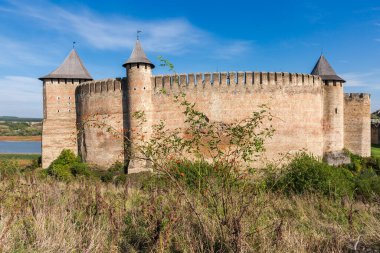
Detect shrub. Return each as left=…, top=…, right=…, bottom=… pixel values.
left=270, top=153, right=355, bottom=198
left=108, top=161, right=125, bottom=173
left=355, top=168, right=380, bottom=201
left=45, top=149, right=89, bottom=181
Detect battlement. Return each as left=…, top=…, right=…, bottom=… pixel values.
left=152, top=72, right=322, bottom=91
left=344, top=93, right=371, bottom=101
left=77, top=78, right=124, bottom=96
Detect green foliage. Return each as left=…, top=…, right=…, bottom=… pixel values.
left=0, top=121, right=42, bottom=136
left=0, top=154, right=40, bottom=160
left=45, top=149, right=89, bottom=181
left=0, top=160, right=21, bottom=177
left=269, top=153, right=380, bottom=201
left=270, top=153, right=356, bottom=198
left=355, top=168, right=380, bottom=201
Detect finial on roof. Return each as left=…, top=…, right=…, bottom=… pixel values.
left=122, top=38, right=155, bottom=68
left=73, top=41, right=76, bottom=49
left=311, top=54, right=345, bottom=82
left=137, top=30, right=142, bottom=40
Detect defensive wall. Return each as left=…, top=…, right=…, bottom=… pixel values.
left=76, top=78, right=126, bottom=168
left=66, top=71, right=371, bottom=170
left=344, top=93, right=371, bottom=156
left=150, top=71, right=325, bottom=164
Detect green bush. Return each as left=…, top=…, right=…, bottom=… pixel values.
left=355, top=168, right=380, bottom=201
left=270, top=153, right=355, bottom=198
left=45, top=149, right=89, bottom=181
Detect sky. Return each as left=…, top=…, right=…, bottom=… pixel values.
left=0, top=0, right=379, bottom=117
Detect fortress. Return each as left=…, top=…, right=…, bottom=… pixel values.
left=40, top=39, right=371, bottom=172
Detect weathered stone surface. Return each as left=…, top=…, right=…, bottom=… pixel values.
left=324, top=151, right=351, bottom=166
left=344, top=93, right=371, bottom=157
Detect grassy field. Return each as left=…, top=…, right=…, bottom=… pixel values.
left=372, top=144, right=380, bottom=159
left=0, top=154, right=40, bottom=166
left=0, top=154, right=40, bottom=160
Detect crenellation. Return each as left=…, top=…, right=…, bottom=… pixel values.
left=196, top=73, right=203, bottom=86
left=212, top=72, right=220, bottom=85
left=229, top=72, right=236, bottom=85
left=344, top=93, right=370, bottom=100
left=237, top=72, right=245, bottom=84
left=179, top=74, right=187, bottom=87
left=246, top=72, right=253, bottom=85
left=204, top=73, right=211, bottom=86
left=253, top=72, right=260, bottom=85
left=163, top=75, right=171, bottom=90
left=188, top=73, right=195, bottom=87
left=155, top=75, right=163, bottom=89
left=269, top=72, right=275, bottom=85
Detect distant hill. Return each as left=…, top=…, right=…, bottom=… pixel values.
left=0, top=116, right=42, bottom=122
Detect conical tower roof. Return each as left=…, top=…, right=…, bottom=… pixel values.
left=311, top=55, right=345, bottom=82
left=39, top=49, right=93, bottom=80
left=123, top=39, right=154, bottom=68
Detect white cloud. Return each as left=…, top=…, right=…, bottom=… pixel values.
left=0, top=36, right=53, bottom=67
left=212, top=41, right=253, bottom=60
left=0, top=76, right=42, bottom=117
left=1, top=0, right=251, bottom=57
left=342, top=70, right=380, bottom=88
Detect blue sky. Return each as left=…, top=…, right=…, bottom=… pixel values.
left=0, top=0, right=379, bottom=117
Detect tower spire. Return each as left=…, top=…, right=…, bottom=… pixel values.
left=39, top=48, right=92, bottom=80
left=311, top=55, right=345, bottom=82
left=122, top=38, right=154, bottom=68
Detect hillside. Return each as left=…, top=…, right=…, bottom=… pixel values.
left=0, top=116, right=42, bottom=136
left=0, top=116, right=42, bottom=122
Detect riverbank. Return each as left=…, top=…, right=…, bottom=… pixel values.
left=0, top=136, right=41, bottom=141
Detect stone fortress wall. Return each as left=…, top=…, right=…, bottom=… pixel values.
left=72, top=70, right=371, bottom=170
left=344, top=93, right=371, bottom=156
left=40, top=40, right=372, bottom=170
left=151, top=72, right=325, bottom=165
left=76, top=78, right=126, bottom=168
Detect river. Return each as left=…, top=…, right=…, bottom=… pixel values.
left=0, top=141, right=41, bottom=154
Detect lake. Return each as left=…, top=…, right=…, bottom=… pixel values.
left=0, top=141, right=41, bottom=154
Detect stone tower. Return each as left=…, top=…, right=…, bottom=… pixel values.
left=122, top=39, right=155, bottom=173
left=311, top=55, right=346, bottom=159
left=40, top=49, right=92, bottom=168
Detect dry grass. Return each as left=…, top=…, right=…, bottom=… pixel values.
left=0, top=171, right=378, bottom=252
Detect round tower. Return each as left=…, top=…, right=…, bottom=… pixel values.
left=311, top=55, right=346, bottom=159
left=122, top=39, right=155, bottom=173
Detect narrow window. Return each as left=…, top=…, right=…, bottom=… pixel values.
left=335, top=108, right=338, bottom=114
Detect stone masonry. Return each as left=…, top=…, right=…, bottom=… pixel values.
left=40, top=39, right=371, bottom=171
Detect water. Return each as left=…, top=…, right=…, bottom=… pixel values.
left=0, top=141, right=41, bottom=154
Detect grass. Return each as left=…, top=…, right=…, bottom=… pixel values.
left=371, top=144, right=380, bottom=159
left=0, top=171, right=377, bottom=252
left=0, top=154, right=40, bottom=160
